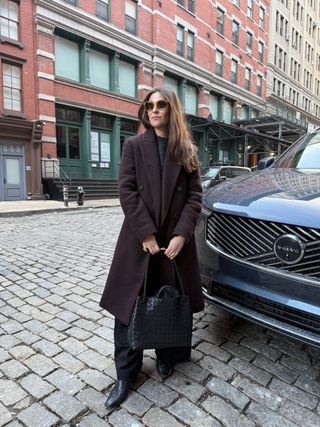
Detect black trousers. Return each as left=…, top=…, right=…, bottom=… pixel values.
left=114, top=318, right=191, bottom=380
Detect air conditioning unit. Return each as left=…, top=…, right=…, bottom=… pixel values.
left=285, top=34, right=290, bottom=41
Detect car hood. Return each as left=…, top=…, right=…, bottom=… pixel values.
left=203, top=168, right=320, bottom=228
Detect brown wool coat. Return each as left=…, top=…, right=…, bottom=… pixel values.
left=99, top=128, right=205, bottom=325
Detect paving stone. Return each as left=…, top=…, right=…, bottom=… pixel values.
left=295, top=375, right=320, bottom=398
left=24, top=354, right=58, bottom=376
left=0, top=379, right=27, bottom=406
left=0, top=335, right=21, bottom=349
left=240, top=337, right=282, bottom=361
left=9, top=345, right=35, bottom=361
left=77, top=349, right=113, bottom=371
left=43, top=391, right=86, bottom=422
left=270, top=378, right=318, bottom=410
left=168, top=397, right=222, bottom=427
left=109, top=408, right=143, bottom=427
left=143, top=407, right=184, bottom=427
left=121, top=390, right=153, bottom=416
left=23, top=320, right=48, bottom=334
left=165, top=372, right=206, bottom=402
left=0, top=349, right=10, bottom=363
left=40, top=328, right=66, bottom=343
left=200, top=355, right=236, bottom=381
left=17, top=403, right=59, bottom=427
left=174, top=361, right=210, bottom=382
left=0, top=401, right=13, bottom=426
left=78, top=369, right=113, bottom=391
left=1, top=320, right=24, bottom=334
left=20, top=373, right=55, bottom=399
left=84, top=336, right=112, bottom=356
left=59, top=337, right=88, bottom=356
left=46, top=318, right=71, bottom=332
left=269, top=336, right=310, bottom=364
left=207, top=376, right=250, bottom=410
left=253, top=356, right=299, bottom=384
left=196, top=342, right=231, bottom=362
left=78, top=414, right=110, bottom=427
left=202, top=395, right=255, bottom=427
left=192, top=328, right=226, bottom=346
left=66, top=327, right=93, bottom=340
left=32, top=339, right=62, bottom=357
left=56, top=309, right=80, bottom=322
left=246, top=402, right=301, bottom=427
left=13, top=330, right=39, bottom=345
left=73, top=319, right=97, bottom=332
left=46, top=369, right=85, bottom=394
left=137, top=378, right=178, bottom=407
left=3, top=421, right=24, bottom=427
left=0, top=360, right=29, bottom=379
left=229, top=357, right=272, bottom=386
left=94, top=326, right=114, bottom=341
left=76, top=387, right=110, bottom=417
left=232, top=375, right=283, bottom=410
left=52, top=352, right=84, bottom=374
left=279, top=398, right=320, bottom=427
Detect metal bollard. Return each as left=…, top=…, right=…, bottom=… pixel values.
left=77, top=186, right=85, bottom=206
left=63, top=185, right=68, bottom=207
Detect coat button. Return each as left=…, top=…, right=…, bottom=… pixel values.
left=139, top=185, right=144, bottom=191
left=177, top=186, right=182, bottom=191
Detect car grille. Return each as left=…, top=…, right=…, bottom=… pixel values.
left=211, top=282, right=320, bottom=334
left=206, top=212, right=320, bottom=280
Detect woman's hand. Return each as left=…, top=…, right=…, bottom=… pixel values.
left=142, top=235, right=160, bottom=255
left=164, top=235, right=185, bottom=260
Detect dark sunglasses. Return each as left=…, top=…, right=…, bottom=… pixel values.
left=143, top=99, right=169, bottom=111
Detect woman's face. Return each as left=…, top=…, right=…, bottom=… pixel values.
left=146, top=91, right=170, bottom=135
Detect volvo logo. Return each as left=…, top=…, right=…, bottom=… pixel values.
left=273, top=234, right=305, bottom=265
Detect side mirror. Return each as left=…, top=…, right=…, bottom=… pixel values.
left=257, top=156, right=276, bottom=170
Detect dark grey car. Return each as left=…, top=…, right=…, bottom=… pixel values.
left=196, top=129, right=320, bottom=346
left=201, top=165, right=251, bottom=191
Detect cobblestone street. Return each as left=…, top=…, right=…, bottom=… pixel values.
left=1, top=207, right=320, bottom=426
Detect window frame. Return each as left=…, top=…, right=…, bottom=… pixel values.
left=231, top=59, right=238, bottom=84
left=245, top=67, right=251, bottom=90
left=256, top=75, right=262, bottom=96
left=177, top=24, right=184, bottom=56
left=125, top=0, right=137, bottom=35
left=0, top=0, right=19, bottom=41
left=216, top=8, right=225, bottom=36
left=232, top=20, right=239, bottom=45
left=2, top=61, right=22, bottom=113
left=96, top=0, right=109, bottom=21
left=258, top=41, right=264, bottom=63
left=259, top=6, right=265, bottom=29
left=187, top=31, right=194, bottom=61
left=247, top=0, right=253, bottom=19
left=215, top=50, right=223, bottom=77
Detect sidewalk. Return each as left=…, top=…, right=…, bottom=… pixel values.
left=0, top=198, right=120, bottom=217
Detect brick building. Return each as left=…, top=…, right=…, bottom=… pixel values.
left=1, top=0, right=269, bottom=199
left=0, top=0, right=43, bottom=201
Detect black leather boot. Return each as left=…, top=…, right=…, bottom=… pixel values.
left=156, top=359, right=173, bottom=379
left=104, top=379, right=131, bottom=408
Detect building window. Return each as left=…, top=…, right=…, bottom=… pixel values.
left=215, top=50, right=223, bottom=76
left=245, top=68, right=251, bottom=90
left=177, top=25, right=184, bottom=56
left=0, top=0, right=19, bottom=40
left=56, top=107, right=82, bottom=160
left=246, top=32, right=253, bottom=54
left=187, top=0, right=195, bottom=13
left=119, top=60, right=136, bottom=97
left=2, top=63, right=21, bottom=111
left=177, top=0, right=184, bottom=5
left=55, top=36, right=80, bottom=82
left=259, top=7, right=265, bottom=29
left=247, top=0, right=253, bottom=19
left=233, top=0, right=239, bottom=6
left=258, top=41, right=264, bottom=62
left=232, top=21, right=239, bottom=45
left=164, top=75, right=179, bottom=94
left=63, top=0, right=77, bottom=4
left=89, top=49, right=110, bottom=90
left=185, top=84, right=197, bottom=115
left=96, top=0, right=109, bottom=21
left=125, top=0, right=137, bottom=35
left=257, top=75, right=262, bottom=96
left=187, top=31, right=194, bottom=61
left=231, top=60, right=238, bottom=84
left=216, top=8, right=224, bottom=35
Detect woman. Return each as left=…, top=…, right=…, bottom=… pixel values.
left=100, top=87, right=204, bottom=408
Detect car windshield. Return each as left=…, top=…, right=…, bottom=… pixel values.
left=274, top=131, right=320, bottom=169
left=201, top=167, right=220, bottom=178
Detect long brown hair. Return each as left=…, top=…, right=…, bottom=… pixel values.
left=138, top=87, right=199, bottom=173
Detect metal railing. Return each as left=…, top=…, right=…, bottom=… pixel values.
left=42, top=159, right=71, bottom=186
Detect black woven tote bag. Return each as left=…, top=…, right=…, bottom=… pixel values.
left=127, top=255, right=192, bottom=351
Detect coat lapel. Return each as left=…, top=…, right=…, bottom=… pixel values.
left=140, top=129, right=162, bottom=227
left=161, top=149, right=182, bottom=226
